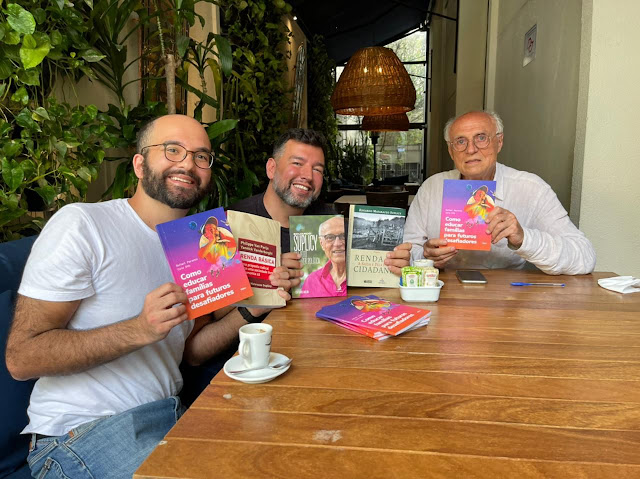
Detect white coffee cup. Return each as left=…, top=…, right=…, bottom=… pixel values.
left=238, top=323, right=273, bottom=369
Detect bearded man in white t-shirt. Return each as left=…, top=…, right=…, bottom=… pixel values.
left=5, top=115, right=296, bottom=478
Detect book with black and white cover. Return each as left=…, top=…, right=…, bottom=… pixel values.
left=347, top=204, right=406, bottom=288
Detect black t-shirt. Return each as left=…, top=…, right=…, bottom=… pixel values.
left=228, top=192, right=336, bottom=253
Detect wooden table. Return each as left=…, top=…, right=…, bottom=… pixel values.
left=136, top=270, right=640, bottom=478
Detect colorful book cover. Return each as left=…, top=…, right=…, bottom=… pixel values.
left=289, top=214, right=347, bottom=299
left=156, top=207, right=253, bottom=320
left=316, top=295, right=431, bottom=339
left=347, top=204, right=406, bottom=288
left=440, top=179, right=497, bottom=251
left=226, top=210, right=286, bottom=309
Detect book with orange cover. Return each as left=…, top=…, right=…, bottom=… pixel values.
left=315, top=295, right=430, bottom=340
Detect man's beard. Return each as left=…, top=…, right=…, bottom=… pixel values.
left=272, top=176, right=319, bottom=209
left=141, top=159, right=210, bottom=209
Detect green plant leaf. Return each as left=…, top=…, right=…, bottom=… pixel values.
left=55, top=140, right=67, bottom=157
left=7, top=4, right=36, bottom=35
left=77, top=166, right=92, bottom=182
left=177, top=34, right=190, bottom=59
left=22, top=33, right=37, bottom=49
left=19, top=33, right=51, bottom=69
left=0, top=83, right=6, bottom=97
left=10, top=86, right=28, bottom=104
left=0, top=59, right=12, bottom=80
left=0, top=119, right=11, bottom=136
left=3, top=30, right=21, bottom=45
left=50, top=30, right=62, bottom=46
left=33, top=8, right=46, bottom=25
left=0, top=207, right=27, bottom=228
left=214, top=34, right=232, bottom=76
left=34, top=185, right=56, bottom=206
left=207, top=119, right=238, bottom=139
left=32, top=106, right=50, bottom=121
left=15, top=108, right=40, bottom=131
left=1, top=158, right=24, bottom=192
left=2, top=140, right=22, bottom=158
left=16, top=68, right=40, bottom=85
left=79, top=48, right=106, bottom=62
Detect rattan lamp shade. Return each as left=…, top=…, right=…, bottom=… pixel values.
left=362, top=113, right=410, bottom=131
left=331, top=47, right=416, bottom=116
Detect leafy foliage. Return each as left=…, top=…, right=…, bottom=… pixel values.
left=0, top=0, right=237, bottom=240
left=215, top=0, right=292, bottom=202
left=307, top=34, right=339, bottom=186
left=0, top=1, right=120, bottom=241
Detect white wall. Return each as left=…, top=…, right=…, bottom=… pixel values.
left=456, top=0, right=488, bottom=113
left=575, top=0, right=640, bottom=276
left=487, top=0, right=582, bottom=211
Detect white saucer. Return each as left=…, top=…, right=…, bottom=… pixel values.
left=223, top=352, right=291, bottom=384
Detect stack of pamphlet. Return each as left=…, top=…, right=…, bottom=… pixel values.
left=315, top=295, right=431, bottom=341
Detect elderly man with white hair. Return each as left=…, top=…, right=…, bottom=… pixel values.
left=403, top=110, right=596, bottom=275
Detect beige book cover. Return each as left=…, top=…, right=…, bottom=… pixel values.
left=226, top=210, right=286, bottom=308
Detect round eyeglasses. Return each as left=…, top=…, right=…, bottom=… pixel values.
left=448, top=133, right=501, bottom=152
left=320, top=233, right=346, bottom=243
left=140, top=143, right=214, bottom=169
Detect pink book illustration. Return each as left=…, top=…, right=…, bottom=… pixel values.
left=440, top=179, right=497, bottom=251
left=157, top=207, right=253, bottom=320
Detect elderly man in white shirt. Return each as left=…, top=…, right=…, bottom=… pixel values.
left=403, top=111, right=595, bottom=275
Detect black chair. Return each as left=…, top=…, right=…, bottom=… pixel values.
left=365, top=190, right=410, bottom=210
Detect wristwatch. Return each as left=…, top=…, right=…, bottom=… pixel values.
left=237, top=306, right=269, bottom=324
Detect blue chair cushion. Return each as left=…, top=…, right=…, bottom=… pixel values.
left=0, top=236, right=38, bottom=478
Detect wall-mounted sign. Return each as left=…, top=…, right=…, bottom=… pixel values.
left=523, top=24, right=537, bottom=67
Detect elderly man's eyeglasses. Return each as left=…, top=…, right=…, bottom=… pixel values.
left=141, top=143, right=214, bottom=169
left=320, top=233, right=346, bottom=243
left=448, top=133, right=501, bottom=152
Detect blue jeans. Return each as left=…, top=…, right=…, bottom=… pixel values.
left=27, top=396, right=183, bottom=479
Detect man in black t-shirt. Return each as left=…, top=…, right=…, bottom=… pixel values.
left=229, top=128, right=411, bottom=273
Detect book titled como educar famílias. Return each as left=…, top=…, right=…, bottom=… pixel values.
left=440, top=179, right=497, bottom=251
left=157, top=207, right=253, bottom=320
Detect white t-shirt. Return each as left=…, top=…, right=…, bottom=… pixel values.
left=403, top=163, right=596, bottom=275
left=18, top=199, right=194, bottom=436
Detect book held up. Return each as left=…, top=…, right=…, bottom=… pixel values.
left=156, top=207, right=253, bottom=320
left=347, top=204, right=406, bottom=288
left=440, top=179, right=497, bottom=251
left=226, top=210, right=286, bottom=308
left=290, top=214, right=347, bottom=299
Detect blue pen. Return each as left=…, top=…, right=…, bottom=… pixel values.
left=511, top=282, right=565, bottom=287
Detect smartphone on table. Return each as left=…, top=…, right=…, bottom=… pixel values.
left=456, top=270, right=488, bottom=284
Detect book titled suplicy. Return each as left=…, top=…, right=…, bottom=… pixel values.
left=316, top=295, right=431, bottom=341
left=226, top=210, right=285, bottom=309
left=290, top=214, right=346, bottom=299
left=156, top=207, right=253, bottom=319
left=440, top=179, right=497, bottom=251
left=347, top=204, right=406, bottom=287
